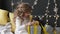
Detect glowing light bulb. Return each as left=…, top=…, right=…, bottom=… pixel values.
left=55, top=4, right=57, bottom=6
left=42, top=15, right=44, bottom=18
left=54, top=16, right=56, bottom=17
left=54, top=22, right=57, bottom=24
left=35, top=16, right=37, bottom=17
left=32, top=6, right=34, bottom=9
left=34, top=1, right=37, bottom=5
left=45, top=13, right=47, bottom=15
left=38, top=16, right=40, bottom=18
left=11, top=2, right=14, bottom=6
left=57, top=15, right=59, bottom=18
left=46, top=20, right=48, bottom=22
left=54, top=7, right=58, bottom=12
left=48, top=3, right=50, bottom=5
left=49, top=15, right=51, bottom=17
left=46, top=7, right=48, bottom=9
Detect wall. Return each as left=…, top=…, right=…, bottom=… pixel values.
left=0, top=0, right=60, bottom=27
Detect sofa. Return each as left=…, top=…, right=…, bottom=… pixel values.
left=1, top=9, right=58, bottom=34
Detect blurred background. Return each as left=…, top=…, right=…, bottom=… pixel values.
left=0, top=0, right=60, bottom=27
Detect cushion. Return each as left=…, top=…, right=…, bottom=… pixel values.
left=0, top=9, right=8, bottom=25
left=9, top=12, right=16, bottom=32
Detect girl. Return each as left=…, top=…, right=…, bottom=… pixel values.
left=14, top=2, right=35, bottom=34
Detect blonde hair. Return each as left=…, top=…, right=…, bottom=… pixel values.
left=13, top=2, right=32, bottom=23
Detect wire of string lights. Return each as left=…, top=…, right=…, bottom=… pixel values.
left=44, top=0, right=50, bottom=24
left=11, top=0, right=14, bottom=12
left=53, top=0, right=59, bottom=27
left=32, top=0, right=38, bottom=9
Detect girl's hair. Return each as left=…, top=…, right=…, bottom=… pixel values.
left=13, top=2, right=32, bottom=23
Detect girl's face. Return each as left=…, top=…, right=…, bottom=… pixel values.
left=23, top=11, right=31, bottom=18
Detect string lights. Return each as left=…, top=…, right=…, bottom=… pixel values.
left=32, top=0, right=38, bottom=9
left=11, top=0, right=14, bottom=12
left=11, top=0, right=60, bottom=27
left=53, top=0, right=59, bottom=27
left=45, top=0, right=50, bottom=24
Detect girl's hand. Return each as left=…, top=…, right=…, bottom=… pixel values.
left=28, top=21, right=35, bottom=25
left=27, top=22, right=32, bottom=26
left=30, top=20, right=35, bottom=25
left=25, top=22, right=31, bottom=26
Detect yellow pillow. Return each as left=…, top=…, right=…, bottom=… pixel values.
left=9, top=12, right=16, bottom=32
left=0, top=9, right=8, bottom=25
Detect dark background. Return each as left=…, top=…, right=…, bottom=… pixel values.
left=0, top=0, right=60, bottom=27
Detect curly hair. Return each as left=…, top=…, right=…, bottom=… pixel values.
left=13, top=2, right=32, bottom=23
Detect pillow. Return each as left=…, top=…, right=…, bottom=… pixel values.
left=0, top=9, right=8, bottom=25
left=9, top=12, right=16, bottom=32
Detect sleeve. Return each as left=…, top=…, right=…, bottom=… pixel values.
left=15, top=17, right=26, bottom=29
left=15, top=17, right=21, bottom=28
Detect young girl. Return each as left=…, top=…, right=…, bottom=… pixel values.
left=14, top=2, right=35, bottom=34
